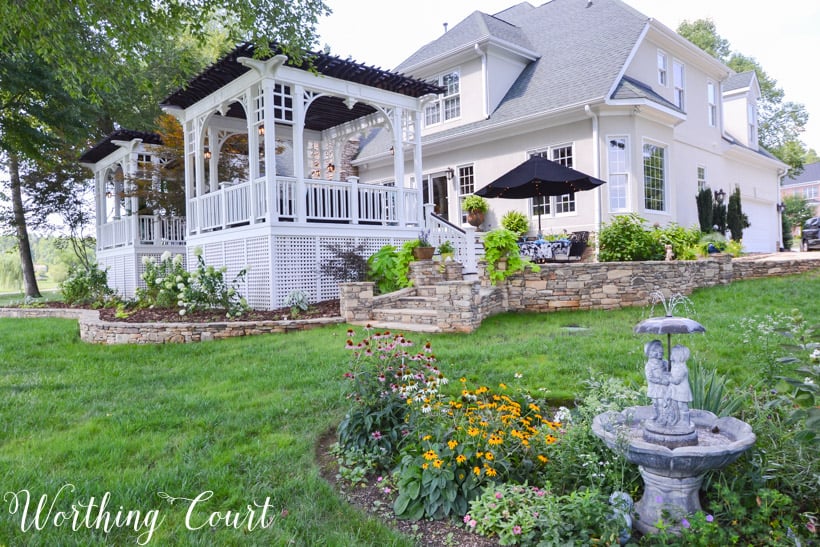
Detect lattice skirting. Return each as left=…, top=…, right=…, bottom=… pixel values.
left=98, top=248, right=188, bottom=299
left=188, top=234, right=409, bottom=309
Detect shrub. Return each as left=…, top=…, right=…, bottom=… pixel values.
left=320, top=242, right=368, bottom=283
left=500, top=211, right=529, bottom=237
left=59, top=264, right=116, bottom=307
left=463, top=195, right=489, bottom=213
left=283, top=289, right=310, bottom=317
left=366, top=243, right=416, bottom=294
left=137, top=252, right=188, bottom=309
left=657, top=222, right=701, bottom=260
left=598, top=214, right=664, bottom=262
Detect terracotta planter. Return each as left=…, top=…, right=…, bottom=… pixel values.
left=466, top=210, right=485, bottom=227
left=412, top=246, right=435, bottom=260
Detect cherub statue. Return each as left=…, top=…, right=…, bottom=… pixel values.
left=644, top=339, right=669, bottom=423
left=667, top=344, right=693, bottom=427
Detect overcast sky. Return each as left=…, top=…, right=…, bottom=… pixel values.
left=316, top=0, right=820, bottom=155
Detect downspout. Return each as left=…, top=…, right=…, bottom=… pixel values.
left=584, top=104, right=601, bottom=259
left=474, top=44, right=488, bottom=119
left=777, top=167, right=788, bottom=251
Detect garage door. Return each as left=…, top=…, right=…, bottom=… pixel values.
left=741, top=201, right=778, bottom=253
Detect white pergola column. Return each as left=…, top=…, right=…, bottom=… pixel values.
left=413, top=110, right=424, bottom=227
left=392, top=107, right=405, bottom=226
left=261, top=78, right=278, bottom=222
left=293, top=84, right=306, bottom=222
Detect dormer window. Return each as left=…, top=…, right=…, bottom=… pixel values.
left=425, top=70, right=460, bottom=126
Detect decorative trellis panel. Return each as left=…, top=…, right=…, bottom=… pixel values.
left=271, top=236, right=320, bottom=307
left=244, top=237, right=272, bottom=309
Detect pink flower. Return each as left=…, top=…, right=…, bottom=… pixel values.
left=463, top=514, right=472, bottom=524
left=371, top=431, right=382, bottom=440
left=495, top=492, right=503, bottom=499
left=383, top=487, right=391, bottom=494
left=513, top=525, right=522, bottom=535
left=469, top=519, right=477, bottom=528
left=376, top=476, right=383, bottom=482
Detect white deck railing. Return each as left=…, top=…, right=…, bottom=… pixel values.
left=98, top=216, right=186, bottom=250
left=187, top=176, right=421, bottom=233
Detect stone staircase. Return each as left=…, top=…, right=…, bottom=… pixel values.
left=368, top=285, right=444, bottom=333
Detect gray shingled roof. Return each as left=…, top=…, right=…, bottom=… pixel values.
left=783, top=162, right=820, bottom=185
left=724, top=71, right=755, bottom=92
left=395, top=0, right=650, bottom=140
left=611, top=76, right=683, bottom=113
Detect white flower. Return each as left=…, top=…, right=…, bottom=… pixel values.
left=193, top=247, right=203, bottom=257
left=177, top=283, right=185, bottom=290
left=805, top=377, right=815, bottom=386
left=173, top=254, right=184, bottom=265
left=179, top=309, right=186, bottom=316
left=514, top=372, right=523, bottom=379
left=811, top=349, right=820, bottom=362
left=161, top=251, right=172, bottom=262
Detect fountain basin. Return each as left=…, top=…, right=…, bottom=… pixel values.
left=592, top=405, right=755, bottom=533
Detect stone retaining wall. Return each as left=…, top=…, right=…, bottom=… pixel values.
left=0, top=307, right=342, bottom=344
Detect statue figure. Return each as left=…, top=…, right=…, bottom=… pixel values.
left=667, top=344, right=693, bottom=427
left=644, top=340, right=668, bottom=423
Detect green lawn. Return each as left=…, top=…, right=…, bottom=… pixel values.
left=0, top=271, right=817, bottom=545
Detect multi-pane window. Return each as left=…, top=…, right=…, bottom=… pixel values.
left=697, top=166, right=706, bottom=192
left=457, top=165, right=475, bottom=223
left=673, top=60, right=685, bottom=109
left=658, top=51, right=668, bottom=86
left=529, top=144, right=575, bottom=218
left=272, top=84, right=293, bottom=122
left=707, top=82, right=717, bottom=127
left=425, top=71, right=460, bottom=126
left=748, top=103, right=758, bottom=145
left=804, top=186, right=818, bottom=199
left=643, top=143, right=666, bottom=211
left=607, top=137, right=628, bottom=211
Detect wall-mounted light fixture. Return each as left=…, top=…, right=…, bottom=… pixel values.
left=258, top=125, right=265, bottom=136
left=446, top=167, right=455, bottom=180
left=327, top=163, right=335, bottom=173
left=203, top=148, right=212, bottom=160
left=776, top=202, right=786, bottom=213
left=713, top=188, right=726, bottom=203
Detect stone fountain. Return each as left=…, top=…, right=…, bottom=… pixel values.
left=592, top=300, right=756, bottom=535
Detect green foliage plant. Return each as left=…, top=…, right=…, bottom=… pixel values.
left=137, top=252, right=189, bottom=309
left=482, top=228, right=540, bottom=284
left=283, top=289, right=310, bottom=318
left=366, top=245, right=402, bottom=294
left=465, top=484, right=623, bottom=546
left=462, top=195, right=489, bottom=213
left=727, top=187, right=750, bottom=242
left=688, top=362, right=747, bottom=417
left=500, top=211, right=529, bottom=237
left=657, top=222, right=702, bottom=261
left=598, top=214, right=665, bottom=262
left=59, top=263, right=116, bottom=307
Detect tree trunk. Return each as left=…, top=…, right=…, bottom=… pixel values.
left=8, top=153, right=41, bottom=298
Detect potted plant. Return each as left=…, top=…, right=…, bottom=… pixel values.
left=501, top=210, right=530, bottom=238
left=438, top=240, right=455, bottom=262
left=462, top=195, right=489, bottom=227
left=482, top=228, right=540, bottom=284
left=411, top=229, right=435, bottom=260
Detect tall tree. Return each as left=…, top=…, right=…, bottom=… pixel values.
left=0, top=1, right=330, bottom=297
left=678, top=19, right=809, bottom=172
left=727, top=187, right=750, bottom=242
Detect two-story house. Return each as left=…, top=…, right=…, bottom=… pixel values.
left=357, top=0, right=786, bottom=252
left=83, top=0, right=788, bottom=307
left=781, top=162, right=820, bottom=216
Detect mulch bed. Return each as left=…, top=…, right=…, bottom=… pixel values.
left=315, top=429, right=499, bottom=547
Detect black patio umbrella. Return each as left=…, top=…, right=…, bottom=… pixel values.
left=475, top=155, right=606, bottom=232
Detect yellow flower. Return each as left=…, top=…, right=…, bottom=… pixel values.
left=422, top=463, right=429, bottom=470
left=488, top=434, right=503, bottom=446
left=529, top=402, right=541, bottom=412
left=545, top=434, right=557, bottom=444
left=456, top=454, right=467, bottom=464
left=473, top=466, right=481, bottom=476
left=448, top=440, right=458, bottom=450
left=484, top=451, right=494, bottom=461
left=460, top=377, right=467, bottom=383
left=537, top=454, right=549, bottom=464
left=433, top=459, right=443, bottom=468
left=485, top=466, right=497, bottom=477
left=467, top=427, right=480, bottom=437
left=476, top=451, right=484, bottom=459
left=423, top=449, right=438, bottom=460
left=499, top=383, right=507, bottom=389
left=422, top=435, right=432, bottom=441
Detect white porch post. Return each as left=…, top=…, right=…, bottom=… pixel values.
left=247, top=87, right=260, bottom=224
left=293, top=84, right=306, bottom=223
left=262, top=78, right=277, bottom=223
left=127, top=150, right=139, bottom=246
left=207, top=126, right=218, bottom=194
left=413, top=110, right=424, bottom=227
left=392, top=107, right=406, bottom=226
left=194, top=118, right=206, bottom=235
left=95, top=170, right=104, bottom=251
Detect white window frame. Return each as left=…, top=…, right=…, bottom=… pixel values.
left=642, top=140, right=667, bottom=212
left=707, top=81, right=717, bottom=127
left=528, top=144, right=577, bottom=219
left=424, top=70, right=461, bottom=127
left=673, top=60, right=685, bottom=109
left=607, top=137, right=629, bottom=212
left=658, top=50, right=668, bottom=86
left=457, top=164, right=475, bottom=224
left=697, top=165, right=706, bottom=192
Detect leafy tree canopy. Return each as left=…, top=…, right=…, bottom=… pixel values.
left=677, top=18, right=809, bottom=172
left=0, top=1, right=331, bottom=103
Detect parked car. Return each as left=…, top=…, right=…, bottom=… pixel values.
left=802, top=216, right=820, bottom=251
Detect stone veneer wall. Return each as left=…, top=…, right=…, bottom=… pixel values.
left=0, top=307, right=342, bottom=344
